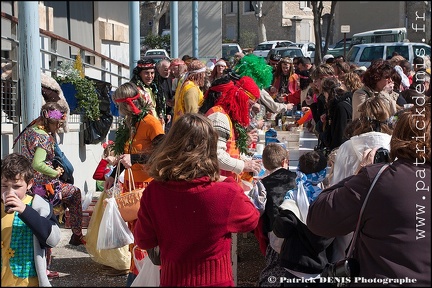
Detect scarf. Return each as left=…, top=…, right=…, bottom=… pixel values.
left=284, top=168, right=327, bottom=223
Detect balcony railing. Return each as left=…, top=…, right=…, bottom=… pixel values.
left=1, top=11, right=129, bottom=129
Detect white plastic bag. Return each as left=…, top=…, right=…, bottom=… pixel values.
left=247, top=180, right=267, bottom=215
left=131, top=246, right=160, bottom=287
left=96, top=197, right=134, bottom=250
left=81, top=190, right=94, bottom=211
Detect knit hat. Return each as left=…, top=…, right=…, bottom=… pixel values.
left=233, top=54, right=273, bottom=89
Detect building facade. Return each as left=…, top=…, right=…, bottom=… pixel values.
left=221, top=1, right=431, bottom=49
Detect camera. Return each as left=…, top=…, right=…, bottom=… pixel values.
left=373, top=147, right=390, bottom=164
left=321, top=258, right=359, bottom=278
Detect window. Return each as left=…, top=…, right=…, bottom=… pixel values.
left=299, top=1, right=312, bottom=10
left=227, top=1, right=237, bottom=14
left=413, top=45, right=431, bottom=58
left=308, top=43, right=315, bottom=52
left=373, top=35, right=396, bottom=43
left=281, top=49, right=304, bottom=58
left=386, top=46, right=409, bottom=60
left=347, top=46, right=360, bottom=62
left=360, top=46, right=384, bottom=62
left=244, top=1, right=254, bottom=13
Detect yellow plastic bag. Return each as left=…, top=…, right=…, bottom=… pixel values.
left=84, top=191, right=131, bottom=270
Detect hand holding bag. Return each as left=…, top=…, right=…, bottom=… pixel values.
left=131, top=245, right=160, bottom=287
left=115, top=169, right=144, bottom=222
left=106, top=166, right=122, bottom=198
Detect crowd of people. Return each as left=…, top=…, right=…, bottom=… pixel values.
left=1, top=50, right=431, bottom=287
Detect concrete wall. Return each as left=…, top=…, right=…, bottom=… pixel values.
left=177, top=2, right=223, bottom=59
left=223, top=1, right=332, bottom=49
left=334, top=2, right=405, bottom=41
left=222, top=1, right=430, bottom=48
left=333, top=1, right=430, bottom=44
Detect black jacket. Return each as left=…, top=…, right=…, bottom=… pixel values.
left=324, top=91, right=352, bottom=150
left=273, top=203, right=334, bottom=274
left=260, top=168, right=296, bottom=236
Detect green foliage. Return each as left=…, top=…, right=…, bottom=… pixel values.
left=240, top=31, right=257, bottom=49
left=222, top=38, right=237, bottom=43
left=55, top=61, right=101, bottom=121
left=142, top=34, right=170, bottom=50
left=234, top=122, right=249, bottom=155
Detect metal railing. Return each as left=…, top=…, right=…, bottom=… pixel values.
left=1, top=11, right=129, bottom=128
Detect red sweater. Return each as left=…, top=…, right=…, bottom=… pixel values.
left=134, top=176, right=259, bottom=287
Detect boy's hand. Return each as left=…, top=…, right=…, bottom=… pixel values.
left=4, top=192, right=26, bottom=214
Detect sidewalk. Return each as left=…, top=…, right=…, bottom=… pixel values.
left=49, top=227, right=128, bottom=287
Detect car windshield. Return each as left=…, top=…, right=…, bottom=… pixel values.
left=280, top=49, right=303, bottom=58
left=359, top=46, right=384, bottom=62
left=347, top=46, right=360, bottom=62
left=255, top=44, right=273, bottom=50
left=223, top=46, right=240, bottom=58
left=146, top=51, right=164, bottom=55
left=333, top=39, right=351, bottom=49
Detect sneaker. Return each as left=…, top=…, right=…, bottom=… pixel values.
left=47, top=270, right=59, bottom=279
left=69, top=233, right=86, bottom=246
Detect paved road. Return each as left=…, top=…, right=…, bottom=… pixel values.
left=49, top=227, right=128, bottom=287
left=48, top=131, right=316, bottom=287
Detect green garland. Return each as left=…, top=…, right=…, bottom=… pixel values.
left=234, top=122, right=249, bottom=155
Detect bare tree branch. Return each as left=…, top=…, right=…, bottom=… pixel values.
left=151, top=1, right=170, bottom=35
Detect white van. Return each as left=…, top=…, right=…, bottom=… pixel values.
left=347, top=42, right=431, bottom=67
left=351, top=27, right=407, bottom=46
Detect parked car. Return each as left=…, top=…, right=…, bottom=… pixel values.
left=327, top=38, right=352, bottom=57
left=141, top=55, right=170, bottom=63
left=161, top=29, right=170, bottom=36
left=222, top=43, right=242, bottom=60
left=288, top=42, right=316, bottom=58
left=144, top=49, right=170, bottom=58
left=346, top=42, right=431, bottom=67
left=253, top=40, right=293, bottom=58
left=266, top=47, right=305, bottom=63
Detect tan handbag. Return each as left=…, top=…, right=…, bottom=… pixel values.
left=115, top=169, right=144, bottom=222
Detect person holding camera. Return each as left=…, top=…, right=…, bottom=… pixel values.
left=326, top=96, right=394, bottom=265
left=331, top=95, right=394, bottom=186
left=307, top=105, right=431, bottom=286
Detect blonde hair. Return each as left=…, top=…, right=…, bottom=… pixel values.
left=354, top=96, right=393, bottom=135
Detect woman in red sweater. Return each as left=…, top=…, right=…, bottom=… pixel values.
left=134, top=113, right=260, bottom=287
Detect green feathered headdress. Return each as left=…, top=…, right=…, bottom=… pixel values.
left=233, top=54, right=273, bottom=89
